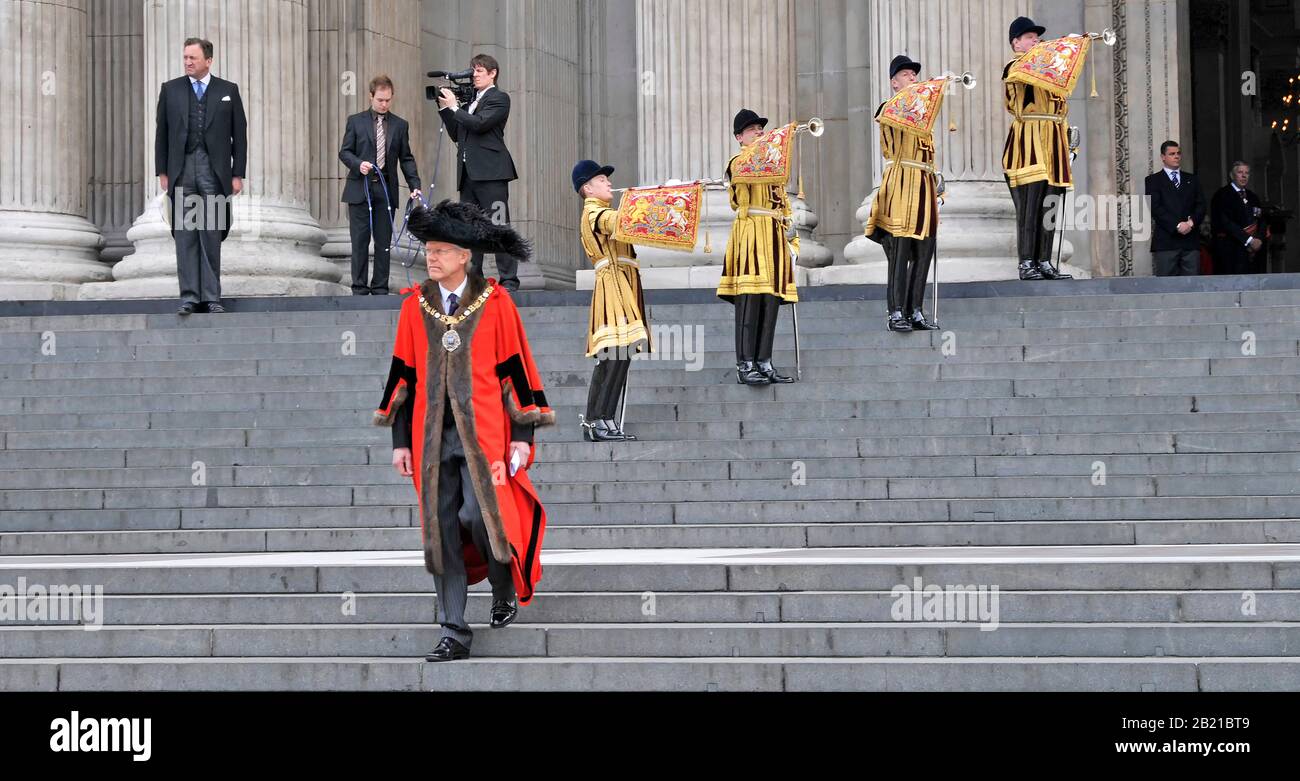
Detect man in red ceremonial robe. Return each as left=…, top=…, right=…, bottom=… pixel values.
left=374, top=200, right=555, bottom=662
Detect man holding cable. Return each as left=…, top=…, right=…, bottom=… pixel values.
left=340, top=74, right=422, bottom=296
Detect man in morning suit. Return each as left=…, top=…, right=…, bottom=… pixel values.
left=155, top=37, right=247, bottom=315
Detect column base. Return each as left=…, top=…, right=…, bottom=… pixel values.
left=79, top=194, right=348, bottom=300
left=0, top=212, right=111, bottom=299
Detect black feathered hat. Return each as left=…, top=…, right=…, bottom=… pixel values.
left=405, top=199, right=531, bottom=261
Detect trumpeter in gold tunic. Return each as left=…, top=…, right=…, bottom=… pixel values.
left=866, top=54, right=940, bottom=332
left=1002, top=15, right=1075, bottom=281
left=572, top=159, right=648, bottom=442
left=718, top=108, right=799, bottom=386
left=580, top=196, right=650, bottom=358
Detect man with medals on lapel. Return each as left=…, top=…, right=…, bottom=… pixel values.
left=374, top=200, right=555, bottom=662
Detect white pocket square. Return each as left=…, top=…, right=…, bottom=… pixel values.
left=221, top=95, right=231, bottom=102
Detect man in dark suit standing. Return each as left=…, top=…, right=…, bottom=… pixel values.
left=1144, top=141, right=1206, bottom=276
left=339, top=75, right=422, bottom=295
left=155, top=37, right=247, bottom=315
left=435, top=54, right=521, bottom=291
left=1211, top=161, right=1266, bottom=275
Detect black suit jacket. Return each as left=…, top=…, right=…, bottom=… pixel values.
left=1144, top=169, right=1206, bottom=252
left=1210, top=184, right=1262, bottom=245
left=437, top=87, right=518, bottom=189
left=154, top=75, right=247, bottom=238
left=338, top=110, right=421, bottom=205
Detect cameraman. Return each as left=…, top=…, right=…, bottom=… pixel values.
left=436, top=54, right=521, bottom=291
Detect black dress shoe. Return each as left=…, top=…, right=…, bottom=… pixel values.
left=908, top=312, right=940, bottom=330
left=490, top=599, right=518, bottom=628
left=736, top=361, right=769, bottom=385
left=887, top=311, right=912, bottom=332
left=425, top=636, right=470, bottom=662
left=1018, top=260, right=1044, bottom=280
left=205, top=303, right=227, bottom=314
left=605, top=420, right=637, bottom=440
left=1036, top=260, right=1072, bottom=280
left=177, top=303, right=195, bottom=316
left=756, top=359, right=795, bottom=383
left=581, top=418, right=626, bottom=442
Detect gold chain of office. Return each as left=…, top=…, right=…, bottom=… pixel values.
left=418, top=283, right=494, bottom=352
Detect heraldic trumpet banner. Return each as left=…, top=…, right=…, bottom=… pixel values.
left=1006, top=34, right=1093, bottom=98
left=613, top=182, right=705, bottom=251
left=730, top=121, right=797, bottom=186
left=879, top=78, right=950, bottom=135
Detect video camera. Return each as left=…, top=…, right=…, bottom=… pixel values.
left=426, top=69, right=476, bottom=105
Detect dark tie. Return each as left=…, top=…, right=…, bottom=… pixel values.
left=1170, top=171, right=1179, bottom=189
left=446, top=293, right=459, bottom=315
left=375, top=115, right=386, bottom=170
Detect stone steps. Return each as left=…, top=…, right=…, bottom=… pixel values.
left=5, top=449, right=1300, bottom=486
left=4, top=519, right=1300, bottom=556
left=5, top=621, right=1300, bottom=659
left=10, top=655, right=1298, bottom=692
left=2, top=282, right=1298, bottom=690
left=4, top=588, right=1297, bottom=625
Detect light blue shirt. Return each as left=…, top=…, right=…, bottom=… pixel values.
left=188, top=72, right=212, bottom=96
left=439, top=277, right=468, bottom=313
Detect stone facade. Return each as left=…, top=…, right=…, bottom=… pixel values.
left=0, top=0, right=1197, bottom=300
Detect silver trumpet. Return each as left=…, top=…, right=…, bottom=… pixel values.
left=611, top=177, right=727, bottom=193
left=794, top=117, right=825, bottom=137
left=939, top=70, right=978, bottom=90
left=1062, top=28, right=1117, bottom=45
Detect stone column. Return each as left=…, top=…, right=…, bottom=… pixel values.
left=88, top=0, right=144, bottom=266
left=1113, top=0, right=1194, bottom=277
left=80, top=0, right=345, bottom=299
left=613, top=0, right=830, bottom=289
left=0, top=0, right=108, bottom=300
left=309, top=0, right=423, bottom=287
left=839, top=0, right=1090, bottom=283
left=793, top=0, right=873, bottom=266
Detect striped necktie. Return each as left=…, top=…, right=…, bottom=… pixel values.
left=375, top=114, right=386, bottom=170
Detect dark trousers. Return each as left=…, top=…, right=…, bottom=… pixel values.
left=173, top=148, right=223, bottom=305
left=459, top=173, right=519, bottom=289
left=734, top=293, right=783, bottom=363
left=431, top=422, right=515, bottom=648
left=1153, top=248, right=1200, bottom=276
left=882, top=234, right=935, bottom=315
left=346, top=178, right=396, bottom=295
left=586, top=357, right=630, bottom=420
left=1008, top=179, right=1065, bottom=263
left=1213, top=239, right=1259, bottom=275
